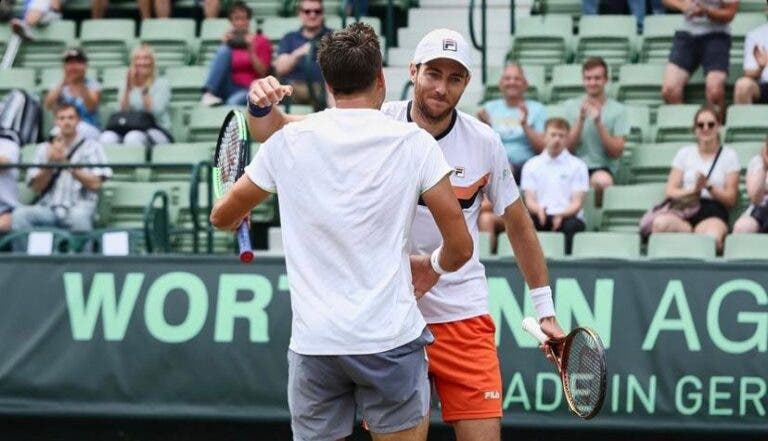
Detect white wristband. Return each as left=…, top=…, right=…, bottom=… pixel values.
left=430, top=246, right=450, bottom=275
left=530, top=286, right=555, bottom=320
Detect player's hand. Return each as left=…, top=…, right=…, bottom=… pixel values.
left=410, top=254, right=440, bottom=300
left=249, top=76, right=293, bottom=107
left=539, top=316, right=566, bottom=365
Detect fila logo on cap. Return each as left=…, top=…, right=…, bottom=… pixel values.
left=443, top=39, right=458, bottom=52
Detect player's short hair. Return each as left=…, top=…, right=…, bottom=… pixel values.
left=53, top=103, right=78, bottom=117
left=228, top=1, right=252, bottom=18
left=582, top=57, right=608, bottom=77
left=545, top=117, right=570, bottom=132
left=317, top=22, right=382, bottom=96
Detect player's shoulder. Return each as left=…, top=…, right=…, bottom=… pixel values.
left=381, top=100, right=409, bottom=118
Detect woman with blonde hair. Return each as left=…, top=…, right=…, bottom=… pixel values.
left=100, top=44, right=172, bottom=147
left=650, top=104, right=740, bottom=253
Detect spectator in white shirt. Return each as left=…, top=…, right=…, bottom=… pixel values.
left=521, top=117, right=589, bottom=254
left=733, top=138, right=768, bottom=233
left=734, top=22, right=768, bottom=104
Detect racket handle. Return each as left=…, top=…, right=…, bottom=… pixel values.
left=236, top=221, right=254, bottom=263
left=522, top=317, right=549, bottom=344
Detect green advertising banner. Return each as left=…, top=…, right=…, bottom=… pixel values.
left=0, top=256, right=765, bottom=433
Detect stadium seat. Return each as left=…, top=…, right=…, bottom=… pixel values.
left=545, top=103, right=568, bottom=119
left=730, top=13, right=768, bottom=66
left=575, top=15, right=637, bottom=73
left=150, top=142, right=214, bottom=182
left=615, top=64, right=665, bottom=109
left=646, top=233, right=716, bottom=260
left=654, top=104, right=699, bottom=143
left=0, top=228, right=75, bottom=254
left=625, top=104, right=651, bottom=145
left=497, top=231, right=566, bottom=260
left=98, top=181, right=181, bottom=229
left=535, top=0, right=581, bottom=18
left=484, top=64, right=545, bottom=103
left=248, top=0, right=284, bottom=17
left=188, top=106, right=240, bottom=143
left=80, top=19, right=135, bottom=69
left=197, top=19, right=231, bottom=66
left=724, top=105, right=768, bottom=143
left=640, top=14, right=684, bottom=63
left=165, top=65, right=208, bottom=107
left=99, top=66, right=129, bottom=105
left=571, top=232, right=641, bottom=259
left=383, top=66, right=412, bottom=102
left=548, top=64, right=583, bottom=103
left=509, top=15, right=573, bottom=73
left=730, top=142, right=764, bottom=174
left=102, top=144, right=148, bottom=181
left=477, top=231, right=493, bottom=259
left=139, top=19, right=196, bottom=70
left=723, top=234, right=768, bottom=260
left=0, top=68, right=36, bottom=99
left=0, top=25, right=11, bottom=56
left=738, top=0, right=768, bottom=11
left=629, top=142, right=680, bottom=184
left=15, top=20, right=76, bottom=70
left=600, top=183, right=666, bottom=232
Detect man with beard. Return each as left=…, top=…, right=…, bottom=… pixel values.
left=246, top=28, right=565, bottom=441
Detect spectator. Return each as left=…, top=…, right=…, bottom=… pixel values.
left=202, top=0, right=220, bottom=18
left=661, top=0, right=738, bottom=121
left=650, top=104, right=739, bottom=253
left=12, top=103, right=112, bottom=236
left=201, top=1, right=272, bottom=106
left=9, top=0, right=61, bottom=40
left=0, top=137, right=20, bottom=232
left=582, top=0, right=664, bottom=33
left=521, top=117, right=588, bottom=254
left=563, top=57, right=629, bottom=205
left=477, top=63, right=546, bottom=183
left=43, top=48, right=102, bottom=140
left=734, top=20, right=768, bottom=104
left=100, top=44, right=172, bottom=147
left=733, top=138, right=768, bottom=233
left=274, top=0, right=332, bottom=110
left=92, top=0, right=170, bottom=19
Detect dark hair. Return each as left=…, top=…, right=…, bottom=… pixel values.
left=693, top=104, right=720, bottom=128
left=317, top=22, right=381, bottom=96
left=545, top=117, right=570, bottom=132
left=297, top=0, right=323, bottom=11
left=582, top=57, right=608, bottom=78
left=228, top=1, right=252, bottom=19
left=53, top=103, right=78, bottom=116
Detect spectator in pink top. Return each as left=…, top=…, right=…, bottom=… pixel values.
left=201, top=1, right=272, bottom=106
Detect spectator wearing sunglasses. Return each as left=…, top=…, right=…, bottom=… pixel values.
left=650, top=105, right=740, bottom=253
left=273, top=0, right=332, bottom=110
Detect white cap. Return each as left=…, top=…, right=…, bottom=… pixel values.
left=412, top=28, right=473, bottom=75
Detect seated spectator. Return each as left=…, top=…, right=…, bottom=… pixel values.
left=0, top=137, right=20, bottom=232
left=12, top=104, right=111, bottom=237
left=563, top=57, right=628, bottom=206
left=582, top=0, right=665, bottom=33
left=43, top=48, right=102, bottom=140
left=521, top=117, right=588, bottom=254
left=733, top=137, right=768, bottom=233
left=92, top=0, right=170, bottom=19
left=650, top=105, right=739, bottom=253
left=9, top=0, right=61, bottom=40
left=201, top=1, right=272, bottom=106
left=734, top=21, right=768, bottom=104
left=661, top=0, right=738, bottom=121
left=477, top=63, right=546, bottom=183
left=100, top=44, right=172, bottom=147
left=274, top=0, right=333, bottom=110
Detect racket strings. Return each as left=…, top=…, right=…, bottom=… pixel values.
left=217, top=119, right=241, bottom=193
left=563, top=331, right=606, bottom=416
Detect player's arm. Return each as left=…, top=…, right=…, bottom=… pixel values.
left=210, top=176, right=272, bottom=231
left=421, top=176, right=473, bottom=271
left=247, top=76, right=306, bottom=142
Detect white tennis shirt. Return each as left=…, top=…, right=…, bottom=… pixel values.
left=382, top=101, right=520, bottom=324
left=245, top=107, right=453, bottom=355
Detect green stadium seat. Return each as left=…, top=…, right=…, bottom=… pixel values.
left=629, top=142, right=680, bottom=184
left=0, top=25, right=11, bottom=56
left=15, top=20, right=76, bottom=70
left=730, top=142, right=764, bottom=174
left=477, top=231, right=493, bottom=259
left=600, top=183, right=666, bottom=232
left=571, top=232, right=641, bottom=259
left=545, top=103, right=568, bottom=119
left=723, top=233, right=768, bottom=260
left=0, top=228, right=75, bottom=254
left=647, top=232, right=716, bottom=260
left=484, top=64, right=545, bottom=102
left=615, top=64, right=665, bottom=109
left=625, top=104, right=651, bottom=145
left=248, top=0, right=284, bottom=17
left=150, top=142, right=214, bottom=182
left=98, top=181, right=181, bottom=229
left=497, top=231, right=566, bottom=260
left=738, top=0, right=768, bottom=11
left=509, top=15, right=573, bottom=73
left=640, top=14, right=684, bottom=63
left=548, top=64, right=583, bottom=104
left=139, top=19, right=196, bottom=69
left=79, top=19, right=135, bottom=69
left=535, top=0, right=581, bottom=18
left=99, top=66, right=129, bottom=105
left=102, top=144, right=148, bottom=181
left=165, top=65, right=208, bottom=107
left=188, top=106, right=240, bottom=143
left=730, top=13, right=768, bottom=66
left=654, top=104, right=699, bottom=143
left=724, top=105, right=768, bottom=143
left=0, top=68, right=36, bottom=99
left=576, top=15, right=637, bottom=73
left=198, top=19, right=230, bottom=66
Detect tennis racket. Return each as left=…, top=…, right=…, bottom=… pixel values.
left=212, top=109, right=254, bottom=263
left=522, top=317, right=607, bottom=419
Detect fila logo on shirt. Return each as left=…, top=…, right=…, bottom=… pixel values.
left=454, top=166, right=465, bottom=178
left=484, top=391, right=500, bottom=400
left=443, top=39, right=458, bottom=52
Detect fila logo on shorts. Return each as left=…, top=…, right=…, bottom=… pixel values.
left=484, top=391, right=500, bottom=400
left=442, top=39, right=457, bottom=52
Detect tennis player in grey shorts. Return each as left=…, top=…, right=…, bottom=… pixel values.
left=288, top=327, right=434, bottom=440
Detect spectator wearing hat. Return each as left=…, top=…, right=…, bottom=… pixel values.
left=43, top=48, right=102, bottom=140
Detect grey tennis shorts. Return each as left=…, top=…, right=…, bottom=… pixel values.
left=287, top=327, right=434, bottom=441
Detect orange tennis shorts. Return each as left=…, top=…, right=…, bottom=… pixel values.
left=427, top=314, right=503, bottom=422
